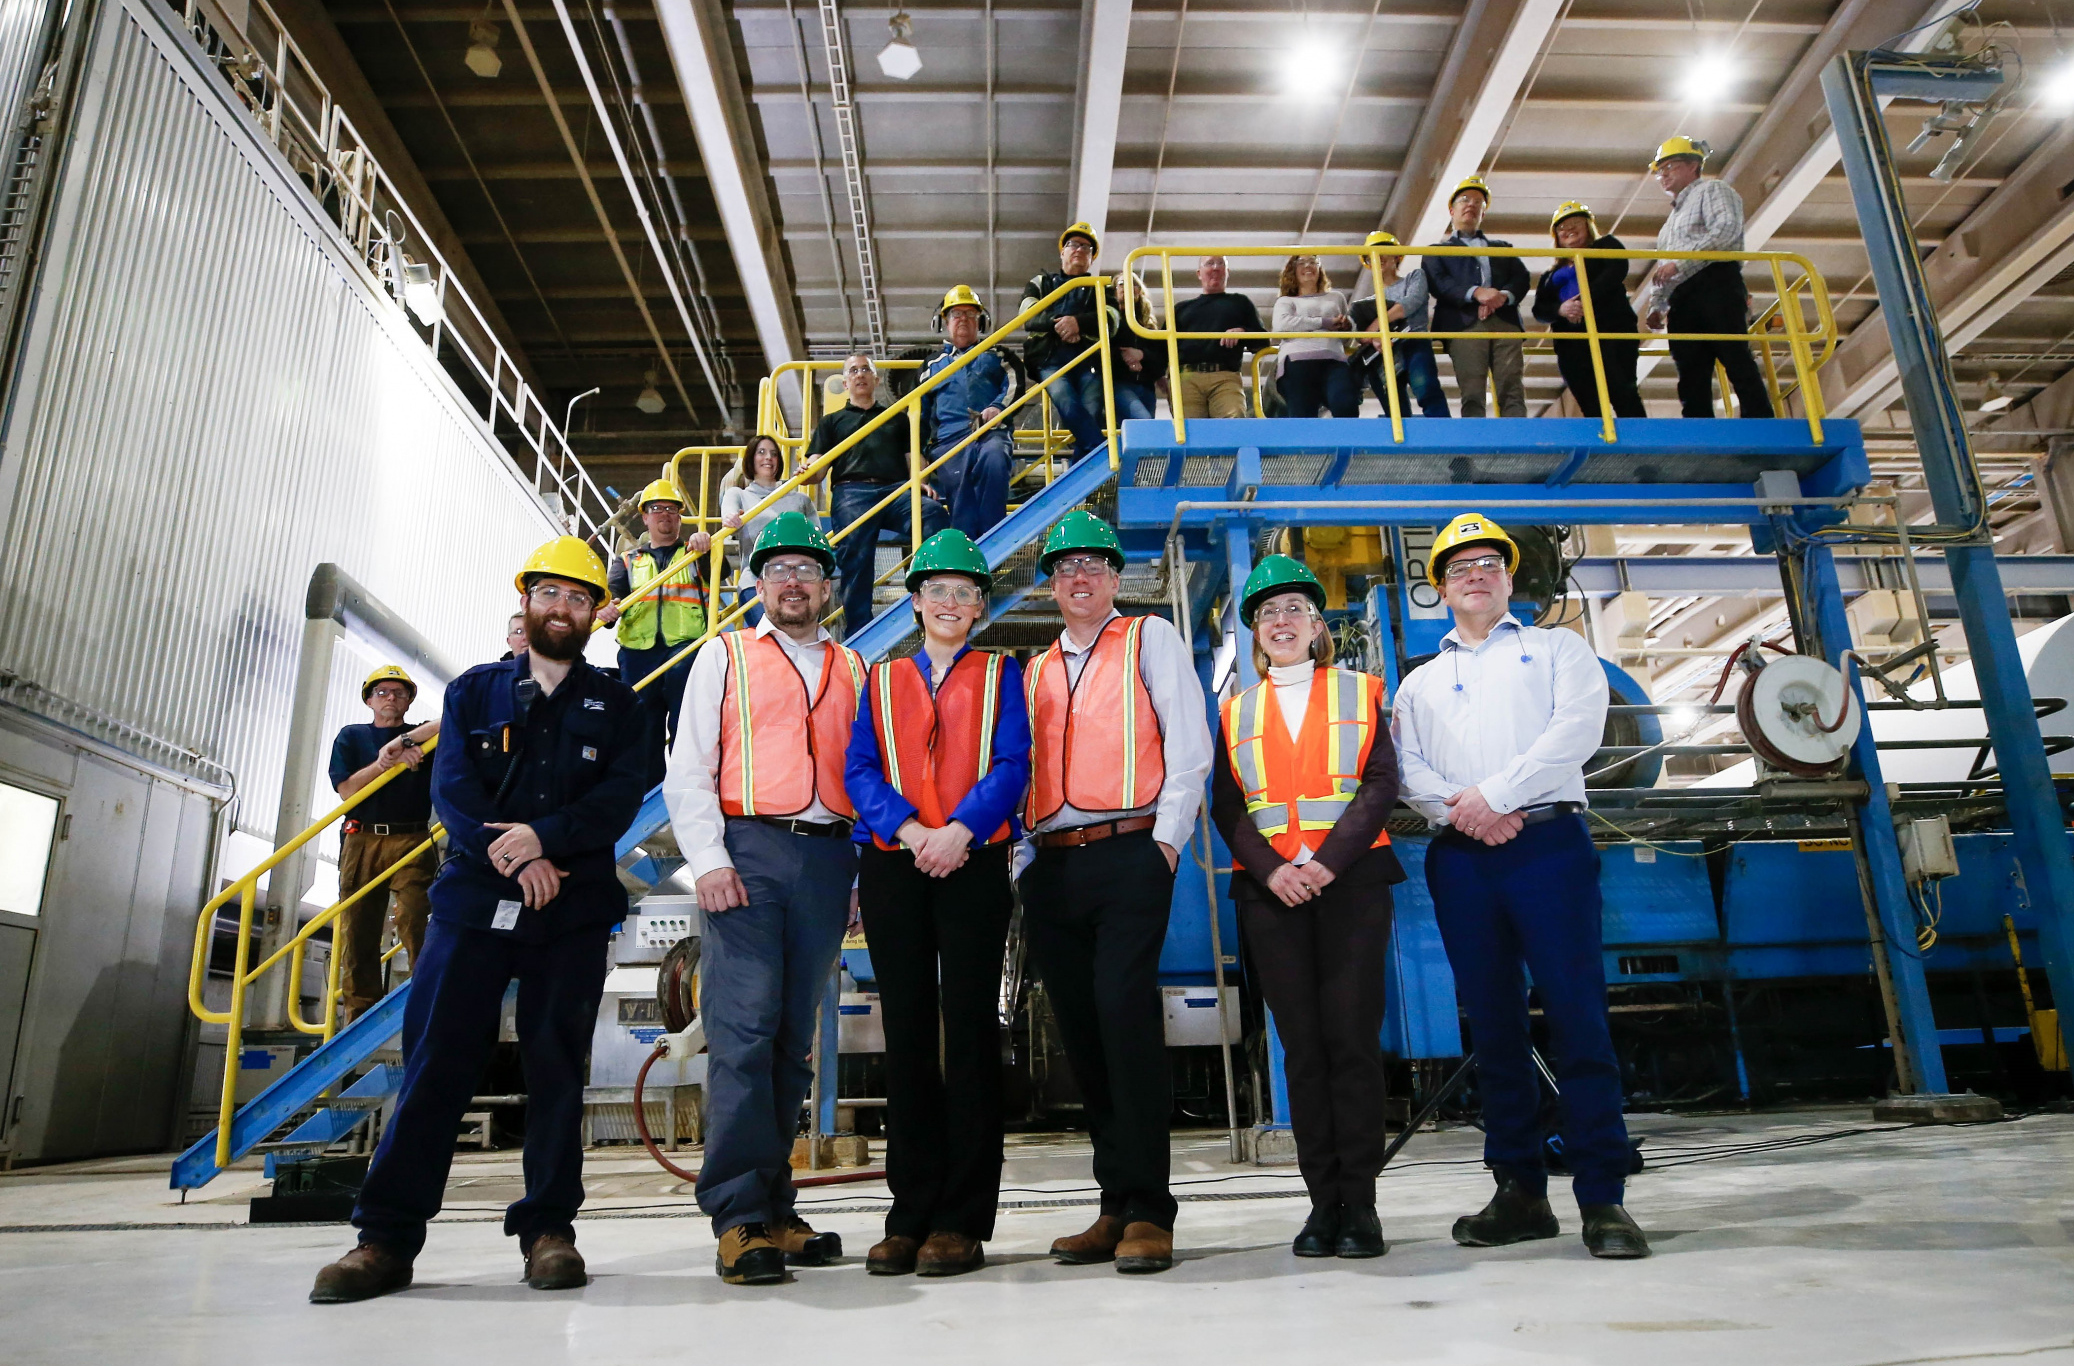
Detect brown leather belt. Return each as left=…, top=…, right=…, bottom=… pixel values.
left=342, top=820, right=430, bottom=836
left=1033, top=814, right=1157, bottom=849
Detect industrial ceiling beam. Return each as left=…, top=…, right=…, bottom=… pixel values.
left=1067, top=0, right=1132, bottom=241
left=1377, top=0, right=1563, bottom=243
left=655, top=0, right=807, bottom=410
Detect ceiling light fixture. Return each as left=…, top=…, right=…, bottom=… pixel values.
left=2046, top=58, right=2074, bottom=109
left=635, top=370, right=666, bottom=415
left=466, top=18, right=502, bottom=79
left=878, top=11, right=921, bottom=81
left=1284, top=39, right=1336, bottom=99
left=399, top=260, right=442, bottom=326
left=1680, top=51, right=1739, bottom=107
left=1978, top=370, right=2013, bottom=414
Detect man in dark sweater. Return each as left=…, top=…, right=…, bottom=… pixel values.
left=1172, top=256, right=1264, bottom=419
left=809, top=354, right=947, bottom=636
left=1019, top=222, right=1116, bottom=458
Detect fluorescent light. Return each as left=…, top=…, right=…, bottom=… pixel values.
left=2045, top=59, right=2074, bottom=109
left=400, top=261, right=441, bottom=326
left=636, top=370, right=666, bottom=415
left=1681, top=52, right=1738, bottom=106
left=1284, top=40, right=1335, bottom=98
left=1979, top=370, right=2013, bottom=413
left=878, top=11, right=921, bottom=81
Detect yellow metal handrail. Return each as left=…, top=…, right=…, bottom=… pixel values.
left=1123, top=243, right=1837, bottom=447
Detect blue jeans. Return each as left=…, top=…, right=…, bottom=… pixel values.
left=928, top=426, right=1013, bottom=541
left=696, top=818, right=857, bottom=1234
left=830, top=482, right=947, bottom=638
left=1426, top=815, right=1630, bottom=1207
left=1279, top=357, right=1361, bottom=417
left=1038, top=359, right=1107, bottom=458
left=1358, top=345, right=1452, bottom=418
left=1112, top=379, right=1157, bottom=423
left=353, top=919, right=611, bottom=1257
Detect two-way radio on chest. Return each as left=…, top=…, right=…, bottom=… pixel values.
left=493, top=675, right=543, bottom=808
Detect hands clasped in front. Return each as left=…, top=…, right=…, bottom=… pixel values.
left=1446, top=785, right=1525, bottom=847
left=485, top=821, right=568, bottom=907
left=1264, top=859, right=1337, bottom=908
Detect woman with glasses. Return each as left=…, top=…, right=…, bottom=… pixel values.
left=722, top=434, right=816, bottom=627
left=1272, top=254, right=1360, bottom=417
left=844, top=529, right=1031, bottom=1278
left=1209, top=554, right=1403, bottom=1259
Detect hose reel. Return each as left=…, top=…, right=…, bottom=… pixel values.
left=1735, top=650, right=1862, bottom=777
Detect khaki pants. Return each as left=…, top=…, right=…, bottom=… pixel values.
left=1177, top=368, right=1247, bottom=419
left=337, top=828, right=435, bottom=1018
left=1444, top=318, right=1527, bottom=418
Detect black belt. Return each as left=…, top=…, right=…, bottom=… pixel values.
left=1180, top=363, right=1240, bottom=374
left=755, top=816, right=854, bottom=839
left=342, top=820, right=430, bottom=836
left=1519, top=801, right=1584, bottom=826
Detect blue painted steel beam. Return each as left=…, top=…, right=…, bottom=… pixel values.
left=262, top=1062, right=403, bottom=1178
left=1118, top=416, right=1863, bottom=467
left=172, top=985, right=411, bottom=1190
left=1826, top=50, right=2074, bottom=1073
left=1122, top=481, right=1860, bottom=530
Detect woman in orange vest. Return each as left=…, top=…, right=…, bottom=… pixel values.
left=1209, top=554, right=1403, bottom=1260
left=844, top=530, right=1031, bottom=1278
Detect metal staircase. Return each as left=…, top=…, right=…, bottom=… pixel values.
left=172, top=445, right=1118, bottom=1192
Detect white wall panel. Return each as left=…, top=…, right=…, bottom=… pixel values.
left=0, top=0, right=563, bottom=839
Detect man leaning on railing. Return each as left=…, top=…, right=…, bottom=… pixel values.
left=1171, top=255, right=1261, bottom=420
left=1643, top=136, right=1774, bottom=420
left=812, top=355, right=949, bottom=638
left=1019, top=222, right=1116, bottom=458
left=919, top=286, right=1014, bottom=540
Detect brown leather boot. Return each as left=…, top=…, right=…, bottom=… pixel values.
left=309, top=1242, right=413, bottom=1303
left=916, top=1231, right=985, bottom=1277
left=1115, top=1222, right=1175, bottom=1274
left=1050, top=1214, right=1127, bottom=1265
left=523, top=1233, right=587, bottom=1290
left=867, top=1234, right=921, bottom=1276
left=768, top=1213, right=842, bottom=1266
left=715, top=1223, right=787, bottom=1285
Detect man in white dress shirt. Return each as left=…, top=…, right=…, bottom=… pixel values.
left=1391, top=513, right=1650, bottom=1259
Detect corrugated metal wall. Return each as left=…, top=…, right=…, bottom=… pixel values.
left=0, top=0, right=563, bottom=839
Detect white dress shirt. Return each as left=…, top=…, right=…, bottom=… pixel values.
left=1390, top=614, right=1608, bottom=828
left=1033, top=609, right=1211, bottom=851
left=1266, top=659, right=1316, bottom=865
left=663, top=617, right=848, bottom=880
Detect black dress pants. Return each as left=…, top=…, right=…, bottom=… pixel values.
left=1238, top=871, right=1394, bottom=1209
left=1553, top=336, right=1646, bottom=418
left=1666, top=263, right=1775, bottom=418
left=1020, top=829, right=1179, bottom=1229
left=857, top=842, right=1014, bottom=1240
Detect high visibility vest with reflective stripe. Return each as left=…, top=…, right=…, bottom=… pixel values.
left=1024, top=615, right=1165, bottom=828
left=869, top=651, right=1013, bottom=851
left=718, top=631, right=865, bottom=819
left=1221, top=667, right=1391, bottom=868
left=617, top=545, right=707, bottom=650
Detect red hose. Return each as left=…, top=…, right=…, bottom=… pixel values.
left=631, top=1044, right=886, bottom=1187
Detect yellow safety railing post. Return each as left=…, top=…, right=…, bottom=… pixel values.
left=1769, top=256, right=1826, bottom=444
left=1158, top=253, right=1186, bottom=444
left=1371, top=249, right=1405, bottom=445
left=1095, top=274, right=1120, bottom=468
left=216, top=882, right=258, bottom=1170
left=1570, top=250, right=1618, bottom=444
left=909, top=406, right=924, bottom=554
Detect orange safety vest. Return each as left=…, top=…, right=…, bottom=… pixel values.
left=1221, top=666, right=1391, bottom=869
left=868, top=651, right=1013, bottom=851
left=717, top=629, right=866, bottom=819
left=1024, top=615, right=1165, bottom=828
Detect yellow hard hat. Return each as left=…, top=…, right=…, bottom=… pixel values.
left=1550, top=200, right=1597, bottom=239
left=1449, top=175, right=1491, bottom=206
left=361, top=664, right=417, bottom=703
left=1364, top=230, right=1399, bottom=248
left=636, top=478, right=686, bottom=509
left=514, top=536, right=610, bottom=603
left=1427, top=513, right=1521, bottom=589
left=1058, top=221, right=1100, bottom=256
left=933, top=283, right=992, bottom=332
left=1650, top=135, right=1710, bottom=169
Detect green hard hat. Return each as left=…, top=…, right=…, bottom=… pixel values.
left=749, top=509, right=837, bottom=576
left=905, top=529, right=993, bottom=593
left=1240, top=554, right=1326, bottom=627
left=1038, top=509, right=1124, bottom=574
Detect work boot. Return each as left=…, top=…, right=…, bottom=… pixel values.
left=309, top=1241, right=413, bottom=1304
left=1336, top=1204, right=1388, bottom=1259
left=522, top=1233, right=587, bottom=1290
left=769, top=1213, right=842, bottom=1266
left=1292, top=1205, right=1340, bottom=1257
left=916, top=1231, right=986, bottom=1277
left=715, top=1223, right=788, bottom=1285
left=1580, top=1204, right=1652, bottom=1259
left=1050, top=1214, right=1127, bottom=1265
left=1114, top=1222, right=1175, bottom=1274
left=867, top=1234, right=921, bottom=1276
left=1452, top=1176, right=1560, bottom=1247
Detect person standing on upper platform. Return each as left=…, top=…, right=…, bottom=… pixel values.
left=1272, top=254, right=1359, bottom=418
left=328, top=665, right=438, bottom=1022
left=1020, top=510, right=1210, bottom=1276
left=1350, top=231, right=1450, bottom=420
left=1643, top=136, right=1775, bottom=419
left=1020, top=222, right=1116, bottom=460
left=1210, top=555, right=1403, bottom=1261
left=1534, top=202, right=1646, bottom=419
left=811, top=354, right=948, bottom=637
left=1173, top=255, right=1263, bottom=420
left=1423, top=176, right=1531, bottom=418
left=1390, top=513, right=1650, bottom=1261
left=919, top=285, right=1014, bottom=540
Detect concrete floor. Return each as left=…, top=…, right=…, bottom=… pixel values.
left=3, top=1108, right=2071, bottom=1365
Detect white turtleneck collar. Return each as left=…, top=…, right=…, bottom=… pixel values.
left=1267, top=660, right=1315, bottom=687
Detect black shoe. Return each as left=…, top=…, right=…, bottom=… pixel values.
left=1452, top=1176, right=1560, bottom=1247
left=1580, top=1204, right=1652, bottom=1259
left=1335, top=1205, right=1387, bottom=1259
left=1292, top=1205, right=1340, bottom=1258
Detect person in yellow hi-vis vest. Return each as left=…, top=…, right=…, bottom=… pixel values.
left=596, top=478, right=713, bottom=785
left=662, top=511, right=864, bottom=1287
left=1209, top=554, right=1404, bottom=1261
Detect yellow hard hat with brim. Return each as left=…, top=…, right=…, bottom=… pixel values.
left=1650, top=135, right=1710, bottom=169
left=636, top=478, right=687, bottom=509
left=1058, top=221, right=1100, bottom=256
left=1427, top=513, right=1521, bottom=589
left=1550, top=200, right=1597, bottom=239
left=1450, top=175, right=1491, bottom=206
left=362, top=664, right=417, bottom=703
left=933, top=284, right=992, bottom=333
left=515, top=536, right=610, bottom=603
